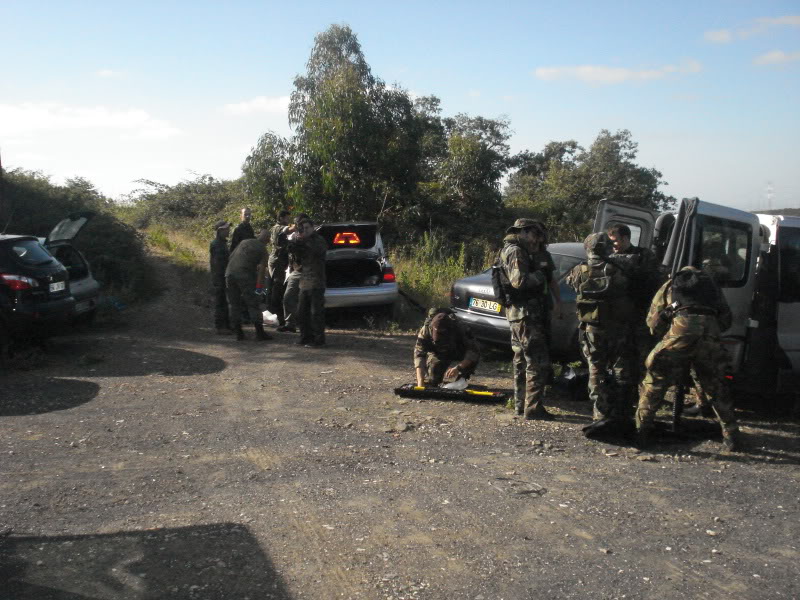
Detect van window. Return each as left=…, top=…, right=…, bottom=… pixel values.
left=607, top=222, right=642, bottom=246
left=778, top=227, right=800, bottom=302
left=693, top=216, right=751, bottom=288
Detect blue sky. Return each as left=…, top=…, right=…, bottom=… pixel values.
left=2, top=0, right=798, bottom=211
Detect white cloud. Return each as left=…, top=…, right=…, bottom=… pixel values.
left=704, top=29, right=733, bottom=43
left=0, top=102, right=181, bottom=139
left=753, top=49, right=800, bottom=65
left=223, top=95, right=290, bottom=115
left=95, top=68, right=123, bottom=78
left=705, top=15, right=800, bottom=42
left=756, top=15, right=800, bottom=27
left=534, top=60, right=701, bottom=85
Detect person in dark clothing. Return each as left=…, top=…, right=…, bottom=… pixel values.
left=230, top=207, right=255, bottom=253
left=225, top=228, right=272, bottom=341
left=290, top=218, right=328, bottom=347
left=267, top=209, right=292, bottom=326
left=607, top=223, right=663, bottom=398
left=277, top=213, right=311, bottom=333
left=209, top=219, right=231, bottom=334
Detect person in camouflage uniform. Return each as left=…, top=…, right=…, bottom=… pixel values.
left=501, top=218, right=555, bottom=420
left=267, top=209, right=291, bottom=326
left=290, top=217, right=328, bottom=347
left=225, top=228, right=272, bottom=341
left=567, top=233, right=636, bottom=434
left=414, top=308, right=481, bottom=387
left=636, top=266, right=742, bottom=451
left=230, top=207, right=255, bottom=253
left=277, top=213, right=310, bottom=334
left=209, top=219, right=231, bottom=334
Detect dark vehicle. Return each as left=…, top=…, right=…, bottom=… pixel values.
left=0, top=234, right=75, bottom=341
left=449, top=242, right=586, bottom=361
left=317, top=222, right=398, bottom=310
left=40, top=212, right=101, bottom=322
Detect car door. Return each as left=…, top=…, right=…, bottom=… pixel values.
left=666, top=198, right=761, bottom=372
left=592, top=200, right=659, bottom=248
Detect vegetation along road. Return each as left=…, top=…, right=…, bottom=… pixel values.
left=1, top=254, right=799, bottom=600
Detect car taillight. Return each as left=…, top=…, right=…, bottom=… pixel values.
left=382, top=267, right=396, bottom=283
left=333, top=232, right=361, bottom=245
left=0, top=273, right=40, bottom=290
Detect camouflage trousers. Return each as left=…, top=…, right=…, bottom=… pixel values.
left=226, top=272, right=263, bottom=328
left=211, top=280, right=229, bottom=329
left=637, top=328, right=738, bottom=437
left=579, top=324, right=636, bottom=421
left=510, top=315, right=550, bottom=413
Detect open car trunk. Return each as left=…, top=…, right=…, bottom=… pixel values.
left=326, top=256, right=383, bottom=288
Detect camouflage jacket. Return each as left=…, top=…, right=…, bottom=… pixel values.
left=413, top=311, right=481, bottom=372
left=499, top=234, right=550, bottom=322
left=289, top=232, right=328, bottom=290
left=647, top=271, right=732, bottom=339
left=230, top=221, right=255, bottom=253
left=209, top=235, right=229, bottom=285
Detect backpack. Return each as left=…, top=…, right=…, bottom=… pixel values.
left=491, top=249, right=521, bottom=308
left=575, top=261, right=616, bottom=325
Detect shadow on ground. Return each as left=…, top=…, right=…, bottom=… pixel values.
left=0, top=523, right=291, bottom=600
left=0, top=378, right=101, bottom=417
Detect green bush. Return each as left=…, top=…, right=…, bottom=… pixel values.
left=1, top=169, right=154, bottom=302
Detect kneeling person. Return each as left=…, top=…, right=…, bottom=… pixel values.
left=414, top=309, right=480, bottom=387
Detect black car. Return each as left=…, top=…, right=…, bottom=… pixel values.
left=449, top=242, right=586, bottom=361
left=0, top=235, right=75, bottom=341
left=0, top=212, right=101, bottom=344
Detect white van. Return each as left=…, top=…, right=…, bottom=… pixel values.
left=594, top=198, right=800, bottom=412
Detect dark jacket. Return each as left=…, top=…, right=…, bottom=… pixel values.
left=230, top=221, right=255, bottom=253
left=209, top=235, right=230, bottom=285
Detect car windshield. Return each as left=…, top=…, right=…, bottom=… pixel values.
left=317, top=225, right=377, bottom=250
left=11, top=239, right=57, bottom=266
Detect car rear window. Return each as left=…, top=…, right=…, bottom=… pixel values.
left=10, top=240, right=57, bottom=266
left=317, top=225, right=377, bottom=250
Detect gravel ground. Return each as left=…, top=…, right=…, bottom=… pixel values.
left=1, top=255, right=798, bottom=600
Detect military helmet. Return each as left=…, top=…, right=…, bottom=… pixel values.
left=583, top=232, right=610, bottom=259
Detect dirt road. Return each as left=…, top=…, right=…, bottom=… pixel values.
left=1, top=256, right=799, bottom=599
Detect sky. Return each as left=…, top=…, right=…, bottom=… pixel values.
left=1, top=0, right=799, bottom=211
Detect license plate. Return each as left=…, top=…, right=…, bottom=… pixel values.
left=49, top=281, right=66, bottom=293
left=469, top=297, right=501, bottom=313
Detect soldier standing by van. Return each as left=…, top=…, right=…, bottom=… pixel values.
left=500, top=219, right=555, bottom=420
left=567, top=233, right=636, bottom=435
left=607, top=224, right=662, bottom=390
left=225, top=228, right=272, bottom=341
left=209, top=219, right=231, bottom=335
left=267, top=209, right=291, bottom=326
left=636, top=266, right=742, bottom=451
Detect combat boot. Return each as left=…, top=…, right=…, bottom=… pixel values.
left=276, top=324, right=296, bottom=333
left=254, top=323, right=273, bottom=341
left=525, top=407, right=556, bottom=421
left=722, top=430, right=742, bottom=452
left=234, top=326, right=246, bottom=341
left=635, top=427, right=651, bottom=449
